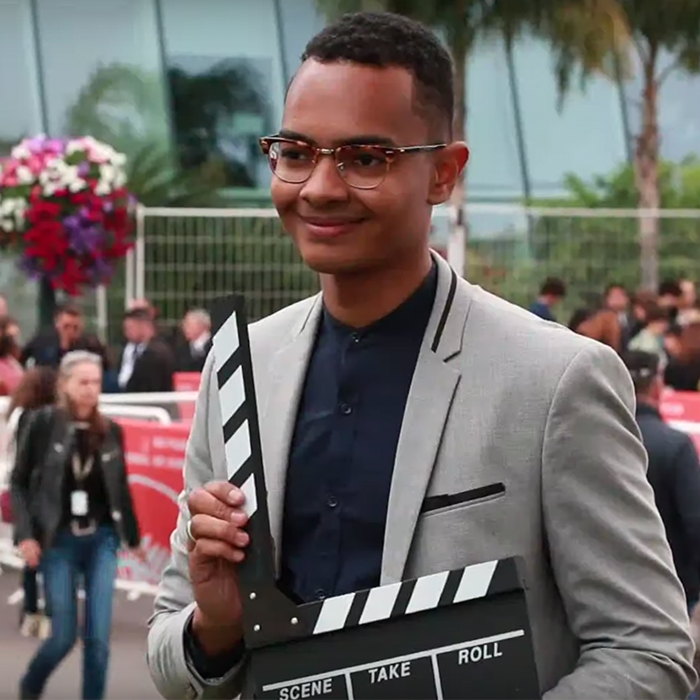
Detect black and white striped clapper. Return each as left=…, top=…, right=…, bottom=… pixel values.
left=211, top=295, right=541, bottom=700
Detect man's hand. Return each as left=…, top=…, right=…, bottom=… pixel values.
left=19, top=539, right=41, bottom=569
left=187, top=481, right=250, bottom=656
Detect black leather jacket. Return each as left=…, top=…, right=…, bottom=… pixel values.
left=10, top=406, right=141, bottom=550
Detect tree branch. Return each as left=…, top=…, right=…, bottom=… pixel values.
left=657, top=58, right=681, bottom=86
left=632, top=36, right=649, bottom=65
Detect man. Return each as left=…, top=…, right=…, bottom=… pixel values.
left=20, top=303, right=84, bottom=368
left=624, top=350, right=700, bottom=610
left=678, top=278, right=699, bottom=327
left=604, top=282, right=632, bottom=347
left=628, top=303, right=670, bottom=364
left=659, top=279, right=684, bottom=325
left=680, top=278, right=697, bottom=310
left=117, top=308, right=174, bottom=393
left=147, top=12, right=695, bottom=700
left=175, top=309, right=212, bottom=373
left=529, top=277, right=566, bottom=322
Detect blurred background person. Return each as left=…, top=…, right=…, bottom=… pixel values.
left=665, top=323, right=700, bottom=392
left=575, top=306, right=623, bottom=353
left=174, top=309, right=211, bottom=372
left=0, top=317, right=24, bottom=397
left=603, top=283, right=632, bottom=347
left=0, top=294, right=8, bottom=321
left=659, top=279, right=684, bottom=326
left=529, top=277, right=567, bottom=322
left=624, top=350, right=700, bottom=613
left=20, top=304, right=85, bottom=370
left=0, top=367, right=57, bottom=638
left=679, top=278, right=697, bottom=319
left=74, top=334, right=118, bottom=394
left=117, top=309, right=175, bottom=393
left=629, top=303, right=671, bottom=364
left=11, top=351, right=141, bottom=700
left=629, top=289, right=658, bottom=340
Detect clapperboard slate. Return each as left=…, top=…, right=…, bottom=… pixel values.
left=211, top=295, right=541, bottom=700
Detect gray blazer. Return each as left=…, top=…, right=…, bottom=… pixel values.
left=147, top=254, right=696, bottom=699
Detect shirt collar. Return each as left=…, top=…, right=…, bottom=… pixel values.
left=322, top=260, right=438, bottom=340
left=636, top=401, right=661, bottom=420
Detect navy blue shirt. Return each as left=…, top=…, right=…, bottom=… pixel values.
left=279, top=263, right=438, bottom=603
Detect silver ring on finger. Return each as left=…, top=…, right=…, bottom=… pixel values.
left=186, top=519, right=196, bottom=544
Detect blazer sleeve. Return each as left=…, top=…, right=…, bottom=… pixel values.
left=146, top=351, right=248, bottom=700
left=541, top=343, right=696, bottom=699
left=9, top=409, right=45, bottom=544
left=112, top=421, right=141, bottom=549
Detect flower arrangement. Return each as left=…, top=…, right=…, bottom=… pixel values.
left=0, top=135, right=134, bottom=295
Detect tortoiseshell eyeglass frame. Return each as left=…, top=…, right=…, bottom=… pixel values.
left=258, top=136, right=447, bottom=190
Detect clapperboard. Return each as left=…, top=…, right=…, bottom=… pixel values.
left=211, top=295, right=541, bottom=700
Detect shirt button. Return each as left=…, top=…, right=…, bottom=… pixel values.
left=339, top=402, right=352, bottom=415
left=351, top=332, right=361, bottom=343
left=315, top=589, right=327, bottom=600
left=327, top=496, right=338, bottom=508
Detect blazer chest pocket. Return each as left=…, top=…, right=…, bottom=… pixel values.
left=421, top=482, right=506, bottom=517
left=410, top=483, right=509, bottom=573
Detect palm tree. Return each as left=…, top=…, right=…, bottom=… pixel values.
left=544, top=1, right=700, bottom=290
left=167, top=59, right=273, bottom=188
left=66, top=63, right=228, bottom=206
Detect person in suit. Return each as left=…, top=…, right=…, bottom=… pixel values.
left=20, top=304, right=85, bottom=369
left=624, top=350, right=700, bottom=610
left=146, top=12, right=695, bottom=700
left=117, top=308, right=174, bottom=393
left=174, top=309, right=212, bottom=373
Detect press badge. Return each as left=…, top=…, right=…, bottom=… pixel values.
left=71, top=490, right=89, bottom=517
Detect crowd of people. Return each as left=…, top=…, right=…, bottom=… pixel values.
left=530, top=276, right=700, bottom=389
left=0, top=294, right=213, bottom=398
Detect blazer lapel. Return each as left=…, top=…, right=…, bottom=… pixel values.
left=258, top=296, right=322, bottom=574
left=381, top=254, right=472, bottom=585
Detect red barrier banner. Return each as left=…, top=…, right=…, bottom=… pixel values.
left=174, top=372, right=201, bottom=421
left=116, top=418, right=189, bottom=585
left=660, top=390, right=700, bottom=454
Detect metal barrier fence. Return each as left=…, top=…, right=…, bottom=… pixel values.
left=129, top=205, right=700, bottom=330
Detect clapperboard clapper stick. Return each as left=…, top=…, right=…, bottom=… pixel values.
left=210, top=295, right=542, bottom=700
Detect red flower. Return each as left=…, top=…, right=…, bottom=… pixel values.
left=71, top=191, right=90, bottom=205
left=26, top=200, right=61, bottom=224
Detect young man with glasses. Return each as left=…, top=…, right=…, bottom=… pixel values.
left=148, top=12, right=695, bottom=700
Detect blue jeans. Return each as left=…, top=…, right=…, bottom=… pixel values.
left=21, top=525, right=119, bottom=700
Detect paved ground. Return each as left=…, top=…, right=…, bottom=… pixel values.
left=0, top=566, right=161, bottom=699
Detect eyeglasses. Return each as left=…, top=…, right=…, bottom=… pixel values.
left=259, top=136, right=446, bottom=190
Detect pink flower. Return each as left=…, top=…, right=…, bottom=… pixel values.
left=27, top=156, right=44, bottom=174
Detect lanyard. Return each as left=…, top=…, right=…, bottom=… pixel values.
left=72, top=451, right=94, bottom=483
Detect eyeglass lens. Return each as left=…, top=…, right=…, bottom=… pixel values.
left=268, top=141, right=389, bottom=189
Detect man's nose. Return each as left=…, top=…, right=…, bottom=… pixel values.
left=299, top=153, right=350, bottom=205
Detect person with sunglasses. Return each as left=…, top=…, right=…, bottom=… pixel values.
left=148, top=12, right=695, bottom=700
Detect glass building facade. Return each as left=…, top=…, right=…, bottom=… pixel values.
left=2, top=0, right=699, bottom=200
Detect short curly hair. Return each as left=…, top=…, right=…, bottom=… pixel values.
left=301, top=12, right=454, bottom=138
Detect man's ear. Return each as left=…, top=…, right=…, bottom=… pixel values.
left=427, top=142, right=469, bottom=206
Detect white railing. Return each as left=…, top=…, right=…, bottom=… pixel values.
left=0, top=391, right=198, bottom=415
left=101, top=404, right=173, bottom=424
